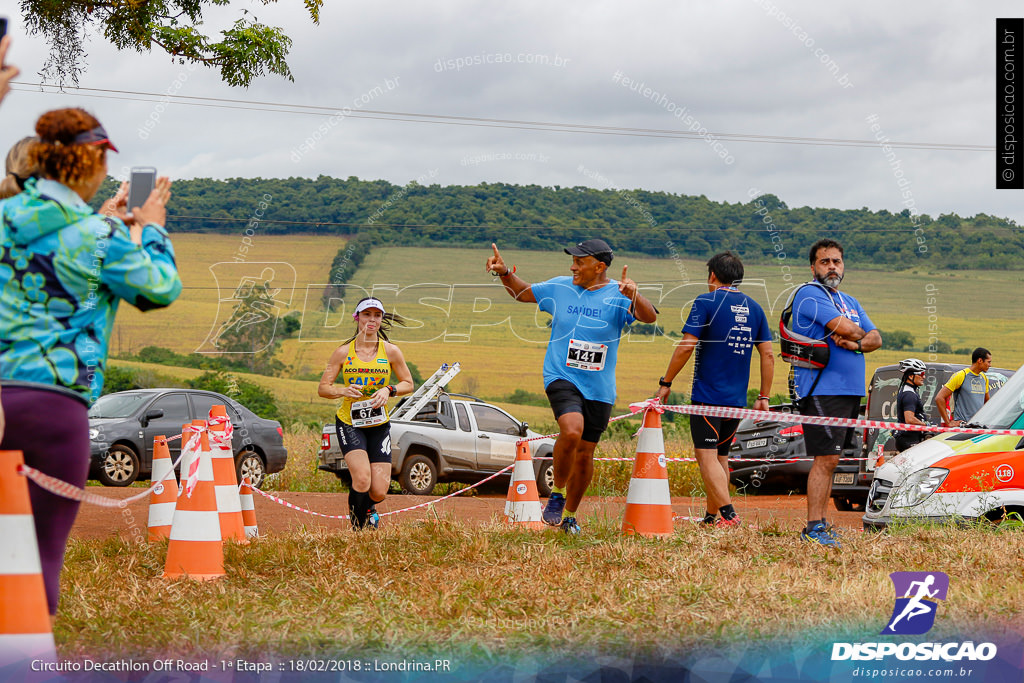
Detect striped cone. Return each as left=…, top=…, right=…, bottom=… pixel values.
left=503, top=441, right=544, bottom=529
left=207, top=408, right=247, bottom=544
left=164, top=424, right=224, bottom=580
left=0, top=451, right=56, bottom=666
left=621, top=409, right=674, bottom=537
left=147, top=435, right=178, bottom=541
left=239, top=477, right=259, bottom=539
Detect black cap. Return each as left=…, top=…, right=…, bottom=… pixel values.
left=564, top=238, right=613, bottom=265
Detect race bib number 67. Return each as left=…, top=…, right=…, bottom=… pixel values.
left=566, top=338, right=607, bottom=371
left=351, top=399, right=387, bottom=427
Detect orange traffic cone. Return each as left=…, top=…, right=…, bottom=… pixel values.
left=148, top=435, right=178, bottom=541
left=0, top=451, right=56, bottom=666
left=239, top=476, right=259, bottom=539
left=207, top=407, right=246, bottom=544
left=164, top=424, right=224, bottom=580
left=504, top=441, right=544, bottom=529
left=621, top=409, right=674, bottom=537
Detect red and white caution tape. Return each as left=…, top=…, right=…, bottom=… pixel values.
left=208, top=413, right=233, bottom=448
left=628, top=398, right=1024, bottom=436
left=18, top=448, right=187, bottom=508
left=251, top=465, right=516, bottom=521
left=182, top=424, right=204, bottom=498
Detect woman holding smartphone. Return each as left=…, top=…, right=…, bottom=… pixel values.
left=0, top=107, right=181, bottom=620
left=318, top=297, right=414, bottom=529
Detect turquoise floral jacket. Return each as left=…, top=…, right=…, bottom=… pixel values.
left=0, top=178, right=182, bottom=403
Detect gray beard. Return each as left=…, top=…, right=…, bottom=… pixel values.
left=817, top=273, right=843, bottom=288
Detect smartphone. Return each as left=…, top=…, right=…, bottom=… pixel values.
left=127, top=167, right=156, bottom=212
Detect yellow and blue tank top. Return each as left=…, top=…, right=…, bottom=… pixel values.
left=335, top=340, right=392, bottom=425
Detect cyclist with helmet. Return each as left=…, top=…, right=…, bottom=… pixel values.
left=893, top=358, right=930, bottom=452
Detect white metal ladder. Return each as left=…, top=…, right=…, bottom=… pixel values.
left=389, top=362, right=461, bottom=422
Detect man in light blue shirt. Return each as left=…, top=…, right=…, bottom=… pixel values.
left=791, top=238, right=881, bottom=548
left=486, top=239, right=657, bottom=534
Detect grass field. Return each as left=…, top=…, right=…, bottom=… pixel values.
left=56, top=523, right=1024, bottom=663
left=113, top=239, right=1024, bottom=418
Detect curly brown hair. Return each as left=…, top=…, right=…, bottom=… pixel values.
left=28, top=108, right=107, bottom=188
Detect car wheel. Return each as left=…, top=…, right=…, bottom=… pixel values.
left=333, top=470, right=352, bottom=486
left=399, top=454, right=437, bottom=495
left=97, top=445, right=140, bottom=487
left=832, top=496, right=853, bottom=512
left=536, top=460, right=554, bottom=498
left=236, top=449, right=266, bottom=489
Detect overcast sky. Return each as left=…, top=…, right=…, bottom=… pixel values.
left=2, top=1, right=1021, bottom=224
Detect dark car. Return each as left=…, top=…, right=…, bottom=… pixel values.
left=728, top=402, right=863, bottom=494
left=88, top=388, right=288, bottom=488
left=830, top=363, right=1015, bottom=511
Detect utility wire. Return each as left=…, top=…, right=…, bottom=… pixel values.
left=11, top=82, right=993, bottom=152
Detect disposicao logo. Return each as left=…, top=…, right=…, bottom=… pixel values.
left=831, top=570, right=998, bottom=663
left=882, top=571, right=948, bottom=635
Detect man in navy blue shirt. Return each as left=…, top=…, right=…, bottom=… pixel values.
left=791, top=238, right=881, bottom=548
left=655, top=252, right=774, bottom=528
left=486, top=239, right=657, bottom=534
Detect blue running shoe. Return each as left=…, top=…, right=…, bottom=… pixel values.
left=542, top=492, right=566, bottom=526
left=367, top=506, right=380, bottom=529
left=560, top=516, right=581, bottom=535
left=800, top=522, right=841, bottom=548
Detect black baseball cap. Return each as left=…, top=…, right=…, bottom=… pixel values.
left=564, top=238, right=613, bottom=265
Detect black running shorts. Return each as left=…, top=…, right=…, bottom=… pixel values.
left=335, top=418, right=393, bottom=463
left=689, top=404, right=741, bottom=456
left=544, top=379, right=614, bottom=443
left=800, top=395, right=860, bottom=456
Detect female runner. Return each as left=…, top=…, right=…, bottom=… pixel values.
left=318, top=297, right=414, bottom=528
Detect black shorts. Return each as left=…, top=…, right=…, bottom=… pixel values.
left=545, top=379, right=614, bottom=443
left=335, top=418, right=393, bottom=463
left=800, top=395, right=860, bottom=457
left=689, top=405, right=740, bottom=456
left=894, top=430, right=925, bottom=453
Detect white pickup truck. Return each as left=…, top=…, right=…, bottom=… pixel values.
left=318, top=392, right=555, bottom=496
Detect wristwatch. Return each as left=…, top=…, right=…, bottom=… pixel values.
left=855, top=338, right=863, bottom=352
left=658, top=377, right=672, bottom=388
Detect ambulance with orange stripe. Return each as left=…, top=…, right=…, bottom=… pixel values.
left=863, top=365, right=1024, bottom=529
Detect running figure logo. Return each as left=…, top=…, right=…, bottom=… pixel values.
left=882, top=571, right=949, bottom=635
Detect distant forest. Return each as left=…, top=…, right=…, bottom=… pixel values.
left=95, top=176, right=1024, bottom=269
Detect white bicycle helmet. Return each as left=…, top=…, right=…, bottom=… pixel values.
left=898, top=358, right=927, bottom=374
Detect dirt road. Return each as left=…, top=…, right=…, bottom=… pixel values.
left=70, top=487, right=865, bottom=539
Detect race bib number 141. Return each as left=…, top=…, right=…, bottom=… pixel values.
left=566, top=338, right=607, bottom=371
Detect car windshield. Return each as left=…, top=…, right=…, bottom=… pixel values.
left=88, top=392, right=149, bottom=418
left=967, top=364, right=1024, bottom=429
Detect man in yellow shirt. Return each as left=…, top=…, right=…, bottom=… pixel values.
left=935, top=348, right=991, bottom=427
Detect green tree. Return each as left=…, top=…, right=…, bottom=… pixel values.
left=880, top=329, right=915, bottom=351
left=21, top=0, right=322, bottom=86
left=188, top=369, right=279, bottom=419
left=211, top=279, right=286, bottom=375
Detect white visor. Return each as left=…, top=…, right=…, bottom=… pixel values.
left=353, top=298, right=386, bottom=316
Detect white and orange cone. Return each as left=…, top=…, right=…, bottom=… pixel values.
left=621, top=409, right=674, bottom=537
left=504, top=441, right=544, bottom=529
left=164, top=424, right=224, bottom=580
left=207, top=407, right=247, bottom=544
left=147, top=434, right=178, bottom=541
left=0, top=451, right=56, bottom=666
left=239, top=476, right=259, bottom=539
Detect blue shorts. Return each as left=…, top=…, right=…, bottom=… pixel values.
left=335, top=419, right=392, bottom=463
